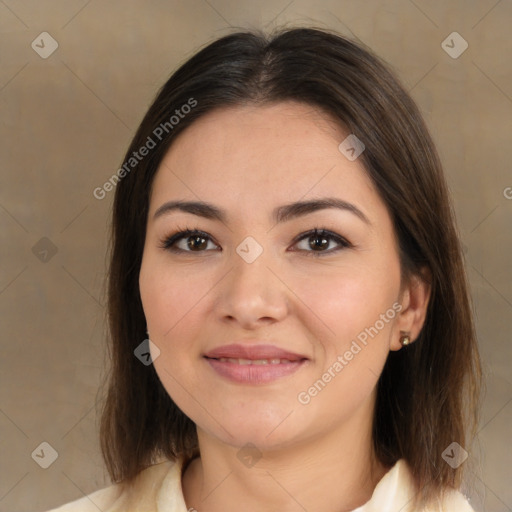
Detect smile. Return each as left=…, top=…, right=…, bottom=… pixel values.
left=215, top=357, right=296, bottom=365
left=204, top=356, right=307, bottom=384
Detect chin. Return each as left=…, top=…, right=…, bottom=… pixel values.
left=198, top=405, right=312, bottom=453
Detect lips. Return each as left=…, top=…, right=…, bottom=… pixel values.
left=204, top=342, right=308, bottom=384
left=204, top=343, right=307, bottom=362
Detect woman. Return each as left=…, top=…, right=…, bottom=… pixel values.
left=49, top=27, right=481, bottom=511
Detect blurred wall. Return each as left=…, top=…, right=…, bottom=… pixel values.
left=1, top=1, right=511, bottom=511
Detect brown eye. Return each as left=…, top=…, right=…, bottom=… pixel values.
left=292, top=228, right=351, bottom=256
left=160, top=229, right=220, bottom=253
left=308, top=233, right=330, bottom=251
left=186, top=234, right=209, bottom=251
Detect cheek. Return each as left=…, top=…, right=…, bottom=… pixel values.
left=292, top=269, right=399, bottom=425
left=139, top=253, right=217, bottom=377
left=139, top=255, right=209, bottom=341
left=139, top=261, right=203, bottom=403
left=291, top=262, right=399, bottom=347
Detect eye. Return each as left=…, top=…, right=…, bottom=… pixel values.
left=159, top=228, right=220, bottom=253
left=159, top=227, right=352, bottom=256
left=291, top=228, right=352, bottom=256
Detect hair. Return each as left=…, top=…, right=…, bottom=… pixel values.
left=99, top=26, right=481, bottom=507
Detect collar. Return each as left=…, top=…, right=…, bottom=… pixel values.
left=155, top=457, right=416, bottom=512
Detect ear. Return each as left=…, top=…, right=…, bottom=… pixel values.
left=390, top=268, right=432, bottom=351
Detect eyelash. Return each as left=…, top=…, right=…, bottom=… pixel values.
left=158, top=225, right=352, bottom=257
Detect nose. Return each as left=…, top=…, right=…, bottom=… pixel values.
left=216, top=251, right=289, bottom=329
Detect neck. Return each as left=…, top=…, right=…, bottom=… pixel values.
left=182, top=397, right=389, bottom=512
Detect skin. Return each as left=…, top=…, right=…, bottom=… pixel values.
left=139, top=101, right=430, bottom=512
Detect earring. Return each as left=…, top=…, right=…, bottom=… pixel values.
left=400, top=334, right=411, bottom=346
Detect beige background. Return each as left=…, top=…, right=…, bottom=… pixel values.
left=0, top=1, right=511, bottom=511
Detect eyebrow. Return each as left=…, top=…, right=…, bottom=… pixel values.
left=153, top=197, right=371, bottom=226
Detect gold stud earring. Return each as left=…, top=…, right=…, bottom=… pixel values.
left=400, top=334, right=411, bottom=346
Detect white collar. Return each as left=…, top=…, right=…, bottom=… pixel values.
left=157, top=457, right=416, bottom=511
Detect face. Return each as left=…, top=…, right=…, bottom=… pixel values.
left=139, top=102, right=406, bottom=452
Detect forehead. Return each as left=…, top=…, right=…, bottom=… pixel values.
left=149, top=102, right=380, bottom=221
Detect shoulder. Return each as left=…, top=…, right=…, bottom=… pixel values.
left=44, top=459, right=179, bottom=512
left=45, top=484, right=121, bottom=512
left=358, top=459, right=475, bottom=512
left=396, top=460, right=476, bottom=512
left=432, top=487, right=475, bottom=512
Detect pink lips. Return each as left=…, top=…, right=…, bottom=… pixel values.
left=204, top=343, right=308, bottom=384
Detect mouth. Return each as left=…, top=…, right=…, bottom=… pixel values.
left=207, top=357, right=304, bottom=365
left=203, top=343, right=308, bottom=384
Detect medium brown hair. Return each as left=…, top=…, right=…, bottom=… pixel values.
left=100, top=27, right=481, bottom=506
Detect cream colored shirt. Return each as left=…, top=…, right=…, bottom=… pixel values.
left=47, top=457, right=474, bottom=512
